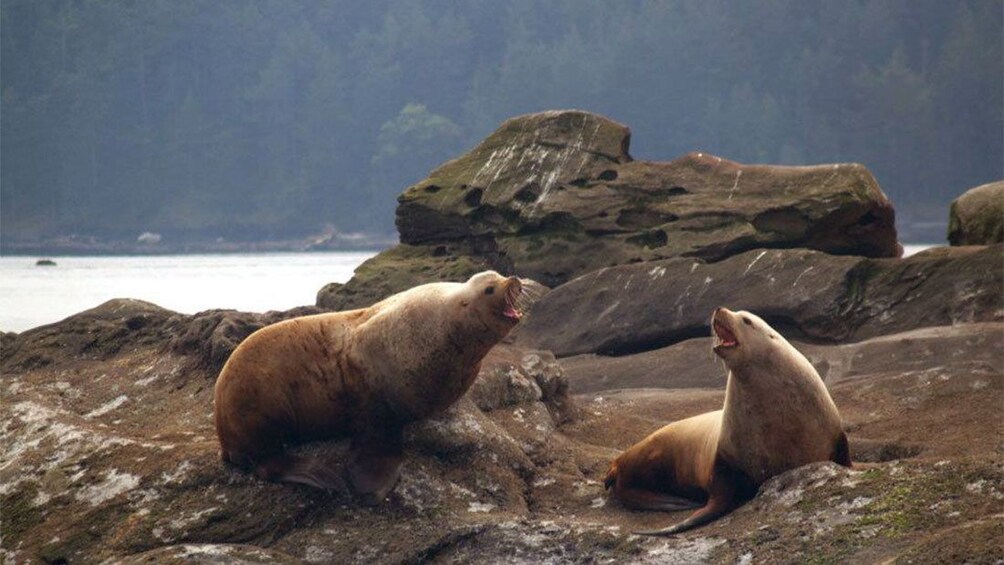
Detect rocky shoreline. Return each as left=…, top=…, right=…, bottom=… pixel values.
left=2, top=111, right=1002, bottom=563
left=0, top=232, right=396, bottom=258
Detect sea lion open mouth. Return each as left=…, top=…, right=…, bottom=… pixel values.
left=713, top=319, right=738, bottom=349
left=502, top=280, right=523, bottom=321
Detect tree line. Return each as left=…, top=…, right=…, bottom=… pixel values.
left=2, top=0, right=1000, bottom=243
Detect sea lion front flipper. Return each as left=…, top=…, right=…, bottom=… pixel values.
left=346, top=428, right=404, bottom=506
left=634, top=459, right=750, bottom=536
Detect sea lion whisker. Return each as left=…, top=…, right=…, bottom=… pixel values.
left=523, top=287, right=545, bottom=298
left=519, top=291, right=542, bottom=307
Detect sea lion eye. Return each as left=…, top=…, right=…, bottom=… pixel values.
left=484, top=286, right=495, bottom=295
left=742, top=317, right=753, bottom=326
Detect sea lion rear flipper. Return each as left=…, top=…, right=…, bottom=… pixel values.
left=277, top=457, right=346, bottom=492
left=253, top=453, right=346, bottom=492
left=634, top=459, right=750, bottom=536
left=347, top=428, right=404, bottom=506
left=613, top=487, right=702, bottom=511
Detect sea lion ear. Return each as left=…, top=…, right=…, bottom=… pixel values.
left=460, top=300, right=470, bottom=308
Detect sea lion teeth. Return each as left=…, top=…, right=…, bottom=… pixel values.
left=713, top=318, right=738, bottom=348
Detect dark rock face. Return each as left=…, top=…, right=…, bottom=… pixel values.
left=515, top=245, right=1003, bottom=357
left=319, top=110, right=900, bottom=310
left=948, top=181, right=1003, bottom=245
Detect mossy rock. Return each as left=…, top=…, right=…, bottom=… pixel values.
left=327, top=110, right=901, bottom=298
left=316, top=243, right=496, bottom=310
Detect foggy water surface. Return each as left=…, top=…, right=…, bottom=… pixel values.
left=1, top=246, right=937, bottom=333
left=0, top=252, right=376, bottom=332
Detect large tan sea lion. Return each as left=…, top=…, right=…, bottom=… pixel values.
left=214, top=271, right=525, bottom=503
left=604, top=307, right=850, bottom=535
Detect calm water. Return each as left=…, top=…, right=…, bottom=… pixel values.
left=0, top=252, right=376, bottom=332
left=0, top=245, right=936, bottom=333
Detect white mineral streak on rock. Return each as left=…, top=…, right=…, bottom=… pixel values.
left=85, top=394, right=129, bottom=419
left=728, top=169, right=742, bottom=200
left=76, top=469, right=140, bottom=506
left=792, top=266, right=815, bottom=287
left=642, top=537, right=726, bottom=564
left=161, top=460, right=193, bottom=484
left=467, top=501, right=496, bottom=513
left=743, top=250, right=768, bottom=276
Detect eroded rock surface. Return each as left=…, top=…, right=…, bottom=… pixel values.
left=318, top=110, right=900, bottom=310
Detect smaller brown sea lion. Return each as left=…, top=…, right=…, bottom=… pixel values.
left=213, top=271, right=525, bottom=503
left=604, top=307, right=850, bottom=535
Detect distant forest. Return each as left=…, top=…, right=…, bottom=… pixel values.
left=2, top=1, right=1000, bottom=243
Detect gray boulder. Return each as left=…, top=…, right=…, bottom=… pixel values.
left=948, top=180, right=1003, bottom=245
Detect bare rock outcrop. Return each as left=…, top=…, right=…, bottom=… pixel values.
left=318, top=110, right=900, bottom=310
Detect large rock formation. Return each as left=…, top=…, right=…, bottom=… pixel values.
left=948, top=180, right=1003, bottom=245
left=514, top=245, right=1002, bottom=357
left=319, top=110, right=900, bottom=310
